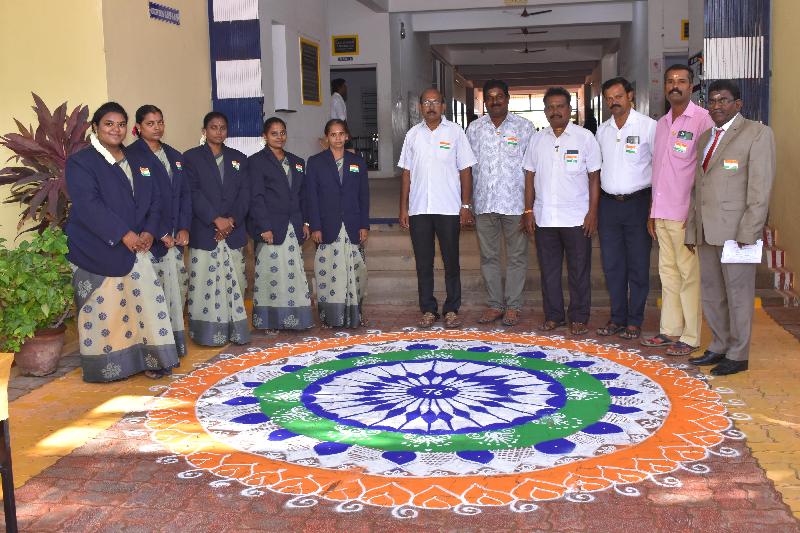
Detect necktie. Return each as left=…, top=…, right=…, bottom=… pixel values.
left=702, top=129, right=722, bottom=172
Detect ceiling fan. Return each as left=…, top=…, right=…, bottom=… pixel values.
left=503, top=8, right=553, bottom=17
left=513, top=43, right=546, bottom=54
left=507, top=27, right=548, bottom=36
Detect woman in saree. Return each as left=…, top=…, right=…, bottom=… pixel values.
left=182, top=112, right=250, bottom=346
left=305, top=119, right=370, bottom=328
left=248, top=117, right=313, bottom=333
left=65, top=102, right=179, bottom=381
left=127, top=104, right=191, bottom=355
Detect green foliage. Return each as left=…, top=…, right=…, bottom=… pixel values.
left=0, top=92, right=90, bottom=234
left=0, top=227, right=73, bottom=352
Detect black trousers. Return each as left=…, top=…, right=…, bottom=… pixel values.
left=598, top=192, right=652, bottom=327
left=535, top=225, right=592, bottom=323
left=409, top=214, right=461, bottom=316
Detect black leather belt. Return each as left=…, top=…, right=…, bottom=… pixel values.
left=601, top=187, right=651, bottom=202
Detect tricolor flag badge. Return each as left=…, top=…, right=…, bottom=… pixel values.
left=349, top=164, right=360, bottom=172
left=673, top=140, right=688, bottom=153
left=723, top=159, right=739, bottom=170
left=232, top=160, right=240, bottom=171
left=625, top=143, right=637, bottom=154
left=439, top=141, right=451, bottom=150
left=175, top=161, right=183, bottom=170
left=139, top=166, right=151, bottom=176
left=564, top=149, right=579, bottom=164
left=506, top=136, right=519, bottom=146
left=295, top=163, right=303, bottom=172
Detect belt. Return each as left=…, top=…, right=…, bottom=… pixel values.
left=601, top=187, right=651, bottom=202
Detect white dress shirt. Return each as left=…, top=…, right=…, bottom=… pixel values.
left=702, top=113, right=739, bottom=162
left=330, top=92, right=347, bottom=121
left=398, top=116, right=477, bottom=216
left=466, top=113, right=535, bottom=215
left=522, top=122, right=602, bottom=227
left=595, top=109, right=657, bottom=195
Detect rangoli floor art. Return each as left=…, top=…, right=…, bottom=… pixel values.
left=145, top=329, right=744, bottom=518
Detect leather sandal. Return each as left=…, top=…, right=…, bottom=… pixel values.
left=596, top=321, right=624, bottom=336
left=418, top=312, right=437, bottom=329
left=477, top=307, right=504, bottom=324
left=502, top=309, right=520, bottom=327
left=570, top=322, right=588, bottom=335
left=665, top=341, right=700, bottom=356
left=541, top=320, right=566, bottom=331
left=444, top=312, right=462, bottom=329
left=619, top=326, right=641, bottom=340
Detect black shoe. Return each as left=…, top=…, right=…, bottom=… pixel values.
left=689, top=350, right=726, bottom=366
left=710, top=358, right=748, bottom=376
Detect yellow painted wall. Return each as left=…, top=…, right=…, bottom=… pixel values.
left=0, top=0, right=108, bottom=245
left=770, top=0, right=800, bottom=273
left=102, top=0, right=212, bottom=153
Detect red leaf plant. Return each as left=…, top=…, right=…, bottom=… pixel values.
left=0, top=92, right=90, bottom=235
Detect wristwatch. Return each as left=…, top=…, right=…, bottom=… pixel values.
left=461, top=204, right=472, bottom=210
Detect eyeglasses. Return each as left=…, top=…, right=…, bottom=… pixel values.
left=421, top=100, right=442, bottom=107
left=707, top=97, right=738, bottom=106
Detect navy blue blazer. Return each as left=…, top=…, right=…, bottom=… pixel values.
left=65, top=145, right=161, bottom=277
left=248, top=149, right=307, bottom=245
left=183, top=144, right=249, bottom=251
left=127, top=139, right=192, bottom=259
left=305, top=149, right=370, bottom=245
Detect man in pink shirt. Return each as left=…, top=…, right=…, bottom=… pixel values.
left=642, top=64, right=713, bottom=355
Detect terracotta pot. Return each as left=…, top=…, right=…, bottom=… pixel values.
left=14, top=325, right=67, bottom=377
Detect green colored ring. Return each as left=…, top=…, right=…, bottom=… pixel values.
left=253, top=350, right=611, bottom=452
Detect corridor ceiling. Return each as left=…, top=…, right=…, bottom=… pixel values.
left=356, top=0, right=632, bottom=90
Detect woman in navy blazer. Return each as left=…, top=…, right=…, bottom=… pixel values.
left=306, top=119, right=370, bottom=328
left=182, top=111, right=250, bottom=347
left=65, top=102, right=179, bottom=382
left=248, top=117, right=313, bottom=332
left=127, top=104, right=192, bottom=356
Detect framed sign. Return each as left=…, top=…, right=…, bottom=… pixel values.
left=332, top=35, right=359, bottom=56
left=681, top=19, right=689, bottom=41
left=300, top=38, right=321, bottom=106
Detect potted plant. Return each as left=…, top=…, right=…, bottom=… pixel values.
left=0, top=227, right=74, bottom=375
left=0, top=92, right=89, bottom=233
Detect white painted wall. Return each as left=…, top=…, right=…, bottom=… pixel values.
left=389, top=12, right=433, bottom=170
left=327, top=0, right=393, bottom=176
left=688, top=0, right=704, bottom=57
left=259, top=0, right=330, bottom=161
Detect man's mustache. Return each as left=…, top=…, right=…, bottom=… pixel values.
left=610, top=104, right=621, bottom=109
left=669, top=89, right=682, bottom=95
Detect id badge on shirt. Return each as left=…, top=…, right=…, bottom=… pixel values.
left=625, top=136, right=639, bottom=154
left=505, top=135, right=519, bottom=147
left=564, top=149, right=579, bottom=164
left=673, top=140, right=688, bottom=153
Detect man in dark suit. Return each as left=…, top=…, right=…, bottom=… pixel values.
left=685, top=80, right=776, bottom=375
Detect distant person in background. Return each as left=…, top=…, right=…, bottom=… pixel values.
left=466, top=79, right=535, bottom=327
left=128, top=104, right=191, bottom=357
left=306, top=119, right=370, bottom=328
left=248, top=117, right=314, bottom=334
left=65, top=102, right=179, bottom=382
left=330, top=78, right=348, bottom=121
left=183, top=112, right=250, bottom=347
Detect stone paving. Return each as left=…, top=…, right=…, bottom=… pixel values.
left=5, top=305, right=800, bottom=532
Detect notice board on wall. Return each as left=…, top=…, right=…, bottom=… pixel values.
left=300, top=38, right=321, bottom=106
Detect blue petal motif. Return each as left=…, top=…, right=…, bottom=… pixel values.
left=314, top=441, right=352, bottom=455
left=563, top=360, right=596, bottom=368
left=534, top=438, right=576, bottom=454
left=456, top=450, right=495, bottom=464
left=242, top=381, right=264, bottom=387
left=382, top=451, right=417, bottom=465
left=581, top=422, right=624, bottom=434
left=223, top=396, right=259, bottom=406
left=335, top=351, right=371, bottom=359
left=517, top=351, right=548, bottom=359
left=608, top=404, right=642, bottom=414
left=281, top=365, right=306, bottom=372
left=268, top=428, right=299, bottom=441
left=467, top=346, right=493, bottom=352
left=590, top=373, right=621, bottom=381
left=607, top=387, right=641, bottom=396
left=230, top=413, right=270, bottom=424
left=405, top=343, right=438, bottom=350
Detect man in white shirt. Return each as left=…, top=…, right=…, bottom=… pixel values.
left=398, top=88, right=477, bottom=329
left=594, top=77, right=657, bottom=340
left=522, top=87, right=602, bottom=335
left=466, top=79, right=535, bottom=327
left=330, top=79, right=347, bottom=121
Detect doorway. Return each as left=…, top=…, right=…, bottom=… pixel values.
left=330, top=67, right=379, bottom=170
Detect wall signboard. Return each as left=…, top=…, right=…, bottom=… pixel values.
left=300, top=38, right=321, bottom=106
left=332, top=35, right=359, bottom=56
left=149, top=2, right=180, bottom=25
